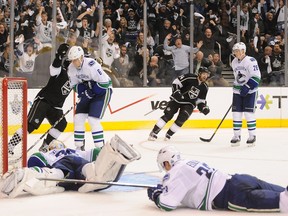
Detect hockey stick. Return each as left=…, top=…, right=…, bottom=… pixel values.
left=27, top=105, right=74, bottom=152
left=9, top=106, right=75, bottom=164
left=37, top=177, right=156, bottom=188
left=144, top=107, right=160, bottom=116
left=199, top=104, right=232, bottom=142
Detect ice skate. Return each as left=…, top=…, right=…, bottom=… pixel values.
left=164, top=134, right=171, bottom=141
left=148, top=131, right=158, bottom=141
left=246, top=135, right=256, bottom=147
left=230, top=135, right=241, bottom=147
left=76, top=140, right=85, bottom=151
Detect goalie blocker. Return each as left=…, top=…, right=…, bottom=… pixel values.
left=0, top=135, right=141, bottom=198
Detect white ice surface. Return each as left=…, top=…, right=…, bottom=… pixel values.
left=1, top=128, right=288, bottom=216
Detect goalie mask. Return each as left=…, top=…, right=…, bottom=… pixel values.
left=48, top=140, right=66, bottom=151
left=157, top=146, right=181, bottom=171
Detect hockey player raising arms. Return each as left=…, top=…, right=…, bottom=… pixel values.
left=67, top=46, right=113, bottom=150
left=230, top=42, right=261, bottom=146
left=8, top=43, right=71, bottom=154
left=147, top=146, right=288, bottom=213
left=0, top=135, right=140, bottom=198
left=148, top=67, right=210, bottom=141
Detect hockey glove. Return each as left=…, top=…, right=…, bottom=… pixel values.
left=201, top=106, right=210, bottom=115
left=52, top=44, right=70, bottom=68
left=80, top=89, right=95, bottom=100
left=240, top=84, right=250, bottom=97
left=57, top=43, right=70, bottom=59
left=147, top=184, right=163, bottom=208
left=170, top=89, right=184, bottom=102
left=83, top=81, right=95, bottom=90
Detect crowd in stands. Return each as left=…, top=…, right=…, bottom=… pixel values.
left=0, top=0, right=286, bottom=87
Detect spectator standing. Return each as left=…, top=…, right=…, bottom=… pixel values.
left=34, top=7, right=54, bottom=47
left=164, top=33, right=202, bottom=80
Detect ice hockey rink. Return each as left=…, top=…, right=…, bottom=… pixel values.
left=1, top=127, right=288, bottom=216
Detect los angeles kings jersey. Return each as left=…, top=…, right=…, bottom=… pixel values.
left=36, top=64, right=71, bottom=108
left=159, top=159, right=230, bottom=211
left=172, top=74, right=209, bottom=107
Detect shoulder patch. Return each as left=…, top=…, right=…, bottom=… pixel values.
left=163, top=173, right=170, bottom=182
left=249, top=57, right=256, bottom=62
left=88, top=60, right=95, bottom=66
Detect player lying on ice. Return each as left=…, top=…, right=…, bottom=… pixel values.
left=0, top=135, right=141, bottom=198
left=147, top=146, right=288, bottom=213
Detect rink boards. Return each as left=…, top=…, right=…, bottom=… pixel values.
left=27, top=87, right=288, bottom=133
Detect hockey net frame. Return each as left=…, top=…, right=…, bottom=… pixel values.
left=0, top=77, right=28, bottom=175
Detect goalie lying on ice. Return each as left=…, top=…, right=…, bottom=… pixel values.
left=0, top=135, right=141, bottom=198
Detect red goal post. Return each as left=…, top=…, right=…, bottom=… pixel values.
left=0, top=77, right=27, bottom=175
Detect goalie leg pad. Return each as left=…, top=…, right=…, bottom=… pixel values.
left=1, top=167, right=65, bottom=198
left=110, top=134, right=141, bottom=163
left=78, top=135, right=141, bottom=193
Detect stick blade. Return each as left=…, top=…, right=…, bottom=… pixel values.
left=199, top=137, right=211, bottom=142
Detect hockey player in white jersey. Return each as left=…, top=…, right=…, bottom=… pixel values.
left=230, top=42, right=261, bottom=146
left=147, top=146, right=288, bottom=213
left=0, top=135, right=141, bottom=198
left=67, top=46, right=113, bottom=149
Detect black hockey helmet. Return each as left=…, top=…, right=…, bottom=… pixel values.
left=198, top=66, right=210, bottom=75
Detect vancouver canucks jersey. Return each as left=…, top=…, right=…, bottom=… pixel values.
left=29, top=148, right=101, bottom=167
left=158, top=159, right=230, bottom=211
left=68, top=57, right=112, bottom=89
left=231, top=55, right=261, bottom=94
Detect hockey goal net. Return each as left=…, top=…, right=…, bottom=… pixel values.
left=0, top=77, right=27, bottom=175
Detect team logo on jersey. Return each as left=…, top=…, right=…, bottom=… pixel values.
left=106, top=48, right=113, bottom=57
left=25, top=59, right=34, bottom=70
left=236, top=71, right=246, bottom=84
left=9, top=95, right=21, bottom=115
left=61, top=81, right=71, bottom=95
left=188, top=86, right=200, bottom=99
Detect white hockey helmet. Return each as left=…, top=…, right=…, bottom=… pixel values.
left=67, top=46, right=84, bottom=61
left=48, top=139, right=66, bottom=151
left=232, top=42, right=246, bottom=53
left=157, top=146, right=181, bottom=171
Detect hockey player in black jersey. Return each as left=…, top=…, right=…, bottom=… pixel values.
left=148, top=66, right=210, bottom=141
left=8, top=43, right=71, bottom=154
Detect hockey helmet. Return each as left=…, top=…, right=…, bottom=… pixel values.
left=232, top=42, right=246, bottom=53
left=48, top=139, right=66, bottom=151
left=67, top=46, right=84, bottom=61
left=157, top=146, right=181, bottom=171
left=198, top=66, right=210, bottom=75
